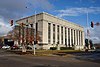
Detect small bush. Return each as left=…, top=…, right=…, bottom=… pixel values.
left=60, top=47, right=74, bottom=50
left=96, top=47, right=100, bottom=49
left=50, top=47, right=57, bottom=50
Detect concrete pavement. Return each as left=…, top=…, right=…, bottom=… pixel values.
left=0, top=49, right=100, bottom=67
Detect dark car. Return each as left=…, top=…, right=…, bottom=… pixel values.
left=0, top=46, right=2, bottom=49
left=0, top=44, right=3, bottom=49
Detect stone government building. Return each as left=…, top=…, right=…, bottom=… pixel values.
left=16, top=12, right=85, bottom=50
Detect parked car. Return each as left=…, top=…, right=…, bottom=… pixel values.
left=26, top=45, right=33, bottom=50
left=0, top=44, right=4, bottom=49
left=11, top=45, right=19, bottom=50
left=18, top=46, right=23, bottom=49
left=2, top=45, right=10, bottom=49
left=0, top=46, right=2, bottom=49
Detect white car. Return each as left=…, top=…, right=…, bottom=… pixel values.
left=2, top=45, right=10, bottom=49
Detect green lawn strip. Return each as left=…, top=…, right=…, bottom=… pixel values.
left=7, top=49, right=83, bottom=56
left=35, top=50, right=82, bottom=56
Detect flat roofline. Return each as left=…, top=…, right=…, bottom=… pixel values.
left=16, top=12, right=43, bottom=22
left=43, top=12, right=83, bottom=28
left=16, top=12, right=83, bottom=28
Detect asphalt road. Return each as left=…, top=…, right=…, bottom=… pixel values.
left=0, top=50, right=100, bottom=67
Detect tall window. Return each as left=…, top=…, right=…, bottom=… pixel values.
left=76, top=30, right=78, bottom=45
left=61, top=26, right=63, bottom=44
left=65, top=27, right=67, bottom=46
left=48, top=23, right=51, bottom=44
left=57, top=25, right=59, bottom=44
left=68, top=28, right=70, bottom=47
left=79, top=31, right=80, bottom=45
left=71, top=29, right=73, bottom=46
left=53, top=24, right=55, bottom=44
left=81, top=31, right=83, bottom=45
left=74, top=30, right=75, bottom=45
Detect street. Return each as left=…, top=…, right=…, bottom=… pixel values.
left=0, top=50, right=100, bottom=67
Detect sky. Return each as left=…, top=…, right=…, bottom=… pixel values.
left=0, top=0, right=100, bottom=43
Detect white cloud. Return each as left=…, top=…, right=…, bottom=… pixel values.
left=75, top=0, right=97, bottom=4
left=0, top=0, right=53, bottom=23
left=0, top=18, right=12, bottom=36
left=56, top=7, right=100, bottom=17
left=84, top=26, right=100, bottom=43
left=0, top=0, right=53, bottom=36
left=29, top=0, right=53, bottom=10
left=0, top=0, right=53, bottom=20
left=90, top=0, right=96, bottom=3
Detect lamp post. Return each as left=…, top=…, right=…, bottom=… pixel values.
left=25, top=0, right=37, bottom=55
left=33, top=11, right=37, bottom=55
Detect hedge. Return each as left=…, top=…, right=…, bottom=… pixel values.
left=60, top=47, right=74, bottom=50
left=50, top=47, right=57, bottom=50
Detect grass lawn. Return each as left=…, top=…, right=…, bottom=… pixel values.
left=36, top=50, right=81, bottom=54
left=8, top=49, right=84, bottom=56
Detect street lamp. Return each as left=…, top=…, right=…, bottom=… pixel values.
left=25, top=1, right=37, bottom=55
left=33, top=11, right=37, bottom=55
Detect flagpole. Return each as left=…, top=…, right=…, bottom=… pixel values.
left=87, top=11, right=88, bottom=38
left=86, top=10, right=90, bottom=49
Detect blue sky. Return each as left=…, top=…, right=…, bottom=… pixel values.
left=24, top=0, right=100, bottom=27
left=0, top=0, right=100, bottom=43
left=48, top=0, right=100, bottom=26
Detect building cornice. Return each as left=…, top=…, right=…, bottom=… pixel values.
left=16, top=12, right=83, bottom=29
left=42, top=12, right=83, bottom=28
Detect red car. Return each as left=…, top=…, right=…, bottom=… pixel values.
left=11, top=45, right=19, bottom=50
